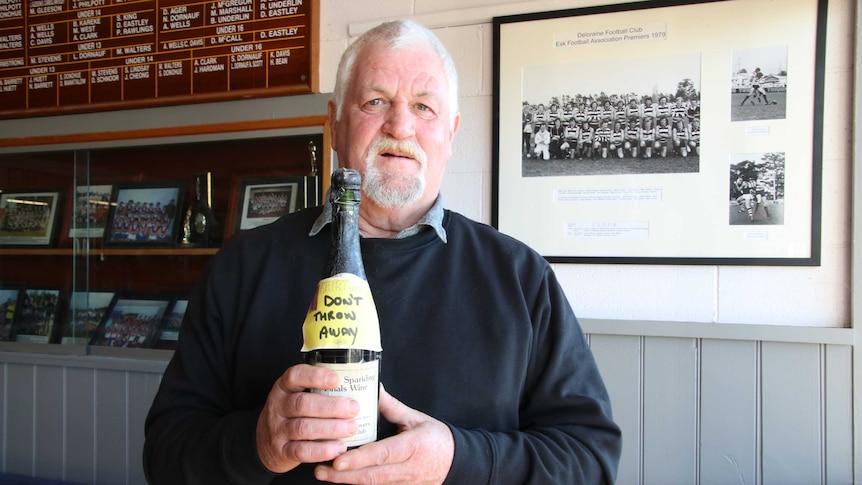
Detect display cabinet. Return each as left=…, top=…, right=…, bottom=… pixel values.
left=0, top=116, right=331, bottom=354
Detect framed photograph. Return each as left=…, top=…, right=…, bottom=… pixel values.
left=0, top=283, right=24, bottom=342
left=492, top=0, right=826, bottom=265
left=89, top=294, right=171, bottom=348
left=14, top=288, right=62, bottom=344
left=225, top=174, right=318, bottom=239
left=103, top=182, right=184, bottom=248
left=153, top=298, right=188, bottom=350
left=59, top=290, right=115, bottom=345
left=0, top=190, right=62, bottom=247
left=67, top=184, right=113, bottom=239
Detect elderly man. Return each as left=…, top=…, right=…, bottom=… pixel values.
left=144, top=20, right=621, bottom=484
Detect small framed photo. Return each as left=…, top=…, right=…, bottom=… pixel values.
left=14, top=288, right=62, bottom=344
left=90, top=294, right=171, bottom=348
left=153, top=298, right=188, bottom=350
left=0, top=283, right=25, bottom=342
left=103, top=182, right=184, bottom=248
left=0, top=190, right=62, bottom=247
left=59, top=290, right=115, bottom=345
left=225, top=174, right=317, bottom=239
left=67, top=184, right=113, bottom=239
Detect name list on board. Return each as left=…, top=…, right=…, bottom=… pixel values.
left=0, top=0, right=311, bottom=118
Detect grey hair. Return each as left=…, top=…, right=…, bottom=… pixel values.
left=332, top=19, right=459, bottom=129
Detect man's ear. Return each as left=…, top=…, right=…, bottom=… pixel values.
left=328, top=100, right=339, bottom=153
left=449, top=112, right=461, bottom=142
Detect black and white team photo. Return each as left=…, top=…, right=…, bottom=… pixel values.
left=521, top=53, right=701, bottom=178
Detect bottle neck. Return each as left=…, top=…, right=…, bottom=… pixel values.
left=326, top=194, right=365, bottom=278
left=195, top=173, right=212, bottom=207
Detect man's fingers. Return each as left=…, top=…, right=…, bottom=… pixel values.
left=276, top=363, right=340, bottom=393
left=278, top=390, right=360, bottom=420
left=277, top=415, right=359, bottom=442
left=285, top=439, right=349, bottom=466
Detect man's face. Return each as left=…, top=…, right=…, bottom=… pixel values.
left=329, top=41, right=459, bottom=210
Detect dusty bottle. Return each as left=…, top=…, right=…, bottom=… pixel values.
left=188, top=172, right=219, bottom=247
left=302, top=168, right=382, bottom=448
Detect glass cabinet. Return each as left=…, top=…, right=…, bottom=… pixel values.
left=0, top=119, right=330, bottom=353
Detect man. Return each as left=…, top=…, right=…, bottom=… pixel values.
left=532, top=122, right=551, bottom=161
left=144, top=19, right=621, bottom=484
left=521, top=103, right=534, bottom=159
left=740, top=67, right=770, bottom=106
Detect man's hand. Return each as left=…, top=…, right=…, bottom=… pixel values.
left=256, top=364, right=360, bottom=473
left=313, top=385, right=454, bottom=485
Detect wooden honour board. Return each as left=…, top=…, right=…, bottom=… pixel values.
left=0, top=0, right=317, bottom=119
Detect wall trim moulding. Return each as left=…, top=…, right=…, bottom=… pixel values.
left=581, top=318, right=854, bottom=345
left=348, top=0, right=609, bottom=36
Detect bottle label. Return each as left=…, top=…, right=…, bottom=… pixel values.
left=311, top=360, right=379, bottom=447
left=302, top=273, right=382, bottom=352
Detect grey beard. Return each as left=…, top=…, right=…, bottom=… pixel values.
left=361, top=137, right=427, bottom=208
left=363, top=163, right=426, bottom=208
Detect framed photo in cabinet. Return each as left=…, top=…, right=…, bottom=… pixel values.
left=59, top=290, right=115, bottom=345
left=153, top=298, right=188, bottom=350
left=225, top=174, right=316, bottom=239
left=103, top=182, right=184, bottom=248
left=0, top=190, right=62, bottom=247
left=0, top=283, right=24, bottom=342
left=67, top=184, right=114, bottom=240
left=13, top=288, right=62, bottom=344
left=90, top=294, right=171, bottom=348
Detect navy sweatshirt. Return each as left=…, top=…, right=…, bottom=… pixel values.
left=144, top=206, right=621, bottom=484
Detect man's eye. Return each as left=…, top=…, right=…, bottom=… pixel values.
left=415, top=103, right=436, bottom=119
left=366, top=99, right=383, bottom=107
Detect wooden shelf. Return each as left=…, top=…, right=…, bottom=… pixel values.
left=0, top=248, right=218, bottom=257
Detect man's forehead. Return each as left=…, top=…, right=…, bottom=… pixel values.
left=353, top=61, right=446, bottom=98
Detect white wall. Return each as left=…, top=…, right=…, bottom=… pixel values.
left=0, top=0, right=852, bottom=329
left=317, top=0, right=855, bottom=328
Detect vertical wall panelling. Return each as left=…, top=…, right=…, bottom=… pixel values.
left=824, top=345, right=853, bottom=483
left=1, top=362, right=5, bottom=471
left=699, top=339, right=758, bottom=485
left=642, top=337, right=698, bottom=484
left=589, top=334, right=643, bottom=485
left=761, top=342, right=822, bottom=484
left=65, top=367, right=96, bottom=485
left=5, top=363, right=35, bottom=476
left=95, top=369, right=128, bottom=485
left=34, top=365, right=64, bottom=480
left=127, top=372, right=161, bottom=485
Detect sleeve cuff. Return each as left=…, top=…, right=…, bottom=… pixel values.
left=442, top=425, right=493, bottom=485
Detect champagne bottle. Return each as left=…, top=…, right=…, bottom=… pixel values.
left=302, top=168, right=382, bottom=448
left=188, top=172, right=219, bottom=247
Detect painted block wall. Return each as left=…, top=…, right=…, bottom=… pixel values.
left=316, top=0, right=855, bottom=328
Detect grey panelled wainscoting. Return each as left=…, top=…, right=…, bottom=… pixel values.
left=0, top=322, right=854, bottom=484
left=586, top=320, right=854, bottom=485
left=0, top=348, right=166, bottom=485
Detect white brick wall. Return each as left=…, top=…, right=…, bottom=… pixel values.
left=319, top=0, right=854, bottom=327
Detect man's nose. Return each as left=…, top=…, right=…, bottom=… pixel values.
left=382, top=103, right=416, bottom=140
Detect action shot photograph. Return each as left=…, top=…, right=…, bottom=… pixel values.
left=730, top=45, right=788, bottom=121
left=729, top=152, right=785, bottom=225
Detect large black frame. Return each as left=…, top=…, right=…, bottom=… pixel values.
left=492, top=0, right=826, bottom=265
